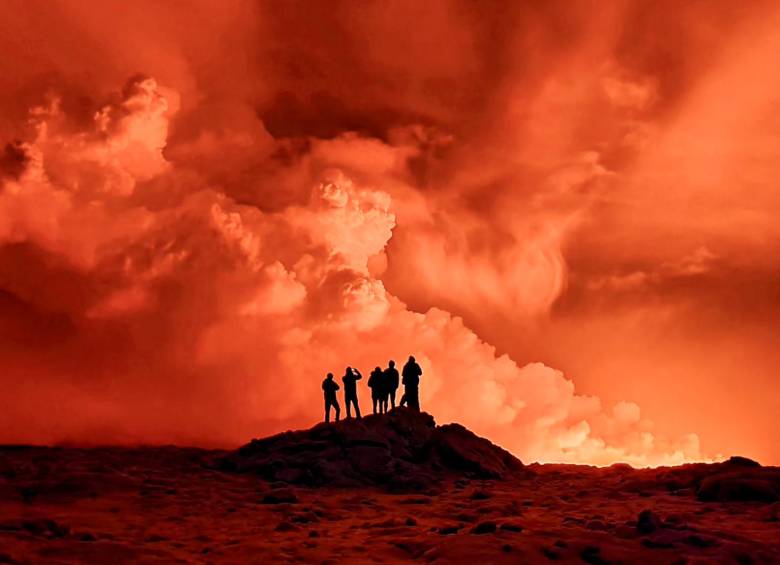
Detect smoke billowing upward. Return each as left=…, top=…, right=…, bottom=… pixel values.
left=1, top=1, right=778, bottom=465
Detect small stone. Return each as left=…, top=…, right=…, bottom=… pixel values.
left=274, top=521, right=300, bottom=532
left=261, top=489, right=299, bottom=504
left=637, top=509, right=661, bottom=534
left=581, top=545, right=607, bottom=565
left=684, top=534, right=716, bottom=548
left=614, top=525, right=637, bottom=539
left=405, top=517, right=417, bottom=526
left=471, top=521, right=497, bottom=535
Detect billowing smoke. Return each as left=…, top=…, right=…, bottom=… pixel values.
left=0, top=77, right=701, bottom=465
left=2, top=1, right=779, bottom=465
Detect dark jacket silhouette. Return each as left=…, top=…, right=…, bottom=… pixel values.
left=383, top=360, right=399, bottom=410
left=367, top=366, right=386, bottom=414
left=322, top=373, right=340, bottom=422
left=401, top=356, right=422, bottom=411
left=342, top=367, right=362, bottom=419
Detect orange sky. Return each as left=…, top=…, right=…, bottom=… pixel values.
left=0, top=0, right=778, bottom=466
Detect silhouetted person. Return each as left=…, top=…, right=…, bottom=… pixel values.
left=401, top=355, right=422, bottom=411
left=342, top=366, right=362, bottom=419
left=383, top=360, right=399, bottom=411
left=322, top=372, right=340, bottom=423
left=368, top=366, right=386, bottom=414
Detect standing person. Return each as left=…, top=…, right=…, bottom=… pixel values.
left=322, top=372, right=341, bottom=423
left=367, top=366, right=385, bottom=414
left=401, top=356, right=423, bottom=411
left=383, top=360, right=399, bottom=411
left=342, top=367, right=362, bottom=419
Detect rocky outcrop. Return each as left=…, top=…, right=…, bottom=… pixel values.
left=219, top=409, right=523, bottom=491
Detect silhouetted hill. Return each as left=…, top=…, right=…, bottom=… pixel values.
left=219, top=409, right=524, bottom=491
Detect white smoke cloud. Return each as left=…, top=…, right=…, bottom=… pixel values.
left=0, top=76, right=705, bottom=467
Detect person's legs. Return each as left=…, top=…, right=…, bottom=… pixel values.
left=389, top=389, right=396, bottom=410
left=409, top=390, right=419, bottom=411
left=325, top=400, right=331, bottom=422
left=334, top=400, right=340, bottom=422
left=399, top=393, right=407, bottom=407
left=345, top=395, right=353, bottom=419
left=372, top=396, right=378, bottom=414
left=354, top=397, right=361, bottom=418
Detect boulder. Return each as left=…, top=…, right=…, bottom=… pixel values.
left=697, top=473, right=779, bottom=503
left=219, top=409, right=523, bottom=490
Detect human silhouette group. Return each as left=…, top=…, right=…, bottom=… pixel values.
left=321, top=356, right=423, bottom=422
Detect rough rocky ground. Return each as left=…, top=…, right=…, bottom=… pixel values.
left=1, top=410, right=778, bottom=564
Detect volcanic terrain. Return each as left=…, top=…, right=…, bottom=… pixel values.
left=1, top=409, right=778, bottom=564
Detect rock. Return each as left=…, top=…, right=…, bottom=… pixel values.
left=261, top=488, right=299, bottom=504
left=581, top=545, right=608, bottom=565
left=469, top=489, right=492, bottom=500
left=725, top=456, right=761, bottom=467
left=219, top=409, right=523, bottom=490
left=642, top=534, right=676, bottom=549
left=405, top=517, right=417, bottom=526
left=399, top=496, right=432, bottom=505
left=394, top=540, right=432, bottom=559
left=431, top=423, right=522, bottom=479
left=637, top=509, right=661, bottom=534
left=499, top=522, right=523, bottom=532
left=291, top=511, right=319, bottom=524
left=684, top=534, right=716, bottom=548
left=663, top=514, right=684, bottom=527
left=437, top=525, right=461, bottom=535
left=609, top=462, right=633, bottom=472
left=21, top=519, right=69, bottom=538
left=471, top=521, right=497, bottom=534
left=586, top=519, right=608, bottom=530
left=368, top=518, right=399, bottom=528
left=697, top=473, right=778, bottom=503
left=274, top=521, right=300, bottom=532
left=614, top=525, right=637, bottom=539
left=454, top=512, right=478, bottom=523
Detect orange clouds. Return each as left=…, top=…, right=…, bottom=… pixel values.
left=1, top=1, right=778, bottom=465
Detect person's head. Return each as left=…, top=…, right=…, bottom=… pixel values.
left=346, top=366, right=352, bottom=375
left=327, top=372, right=333, bottom=380
left=389, top=360, right=395, bottom=368
left=375, top=366, right=381, bottom=372
left=408, top=355, right=415, bottom=362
